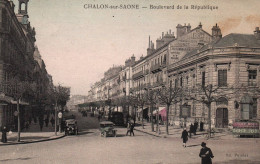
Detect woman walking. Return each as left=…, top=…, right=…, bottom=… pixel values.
left=181, top=128, right=188, bottom=147
left=1, top=126, right=8, bottom=143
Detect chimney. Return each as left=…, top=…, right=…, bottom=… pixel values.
left=212, top=23, right=222, bottom=39
left=162, top=32, right=164, bottom=38
left=131, top=54, right=135, bottom=62
left=254, top=27, right=260, bottom=40
left=156, top=38, right=164, bottom=49
left=198, top=22, right=202, bottom=28
left=147, top=36, right=154, bottom=55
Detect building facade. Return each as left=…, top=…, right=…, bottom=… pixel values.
left=86, top=23, right=260, bottom=129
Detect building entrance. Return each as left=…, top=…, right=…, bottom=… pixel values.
left=216, top=108, right=228, bottom=128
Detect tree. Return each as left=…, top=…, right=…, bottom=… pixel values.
left=136, top=93, right=147, bottom=129
left=185, top=84, right=233, bottom=138
left=53, top=85, right=70, bottom=135
left=156, top=81, right=182, bottom=135
left=144, top=88, right=157, bottom=132
left=7, top=78, right=34, bottom=142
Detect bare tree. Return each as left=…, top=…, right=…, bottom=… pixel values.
left=144, top=88, right=157, bottom=132
left=156, top=81, right=182, bottom=135
left=185, top=84, right=234, bottom=138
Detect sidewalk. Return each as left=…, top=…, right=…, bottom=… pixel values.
left=0, top=121, right=65, bottom=146
left=134, top=121, right=251, bottom=140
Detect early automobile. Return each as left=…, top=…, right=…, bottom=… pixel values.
left=65, top=119, right=78, bottom=136
left=99, top=121, right=117, bottom=137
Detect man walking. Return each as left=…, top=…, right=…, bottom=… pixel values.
left=199, top=142, right=214, bottom=164
left=130, top=122, right=135, bottom=136
left=126, top=122, right=131, bottom=136
left=181, top=128, right=188, bottom=147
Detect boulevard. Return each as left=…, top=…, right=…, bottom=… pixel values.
left=0, top=111, right=260, bottom=164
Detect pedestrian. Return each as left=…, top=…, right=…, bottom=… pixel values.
left=51, top=117, right=55, bottom=127
left=181, top=128, right=188, bottom=147
left=126, top=122, right=131, bottom=136
left=25, top=121, right=30, bottom=130
left=1, top=126, right=8, bottom=143
left=39, top=119, right=44, bottom=131
left=130, top=122, right=135, bottom=136
left=194, top=121, right=198, bottom=135
left=200, top=121, right=204, bottom=131
left=199, top=142, right=214, bottom=164
left=189, top=123, right=194, bottom=138
left=45, top=117, right=49, bottom=127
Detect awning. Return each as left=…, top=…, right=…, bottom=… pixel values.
left=152, top=107, right=166, bottom=115
left=137, top=107, right=148, bottom=113
left=11, top=100, right=30, bottom=105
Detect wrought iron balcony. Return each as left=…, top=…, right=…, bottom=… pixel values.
left=133, top=71, right=144, bottom=80
left=150, top=63, right=166, bottom=73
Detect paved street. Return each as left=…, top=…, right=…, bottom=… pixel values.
left=1, top=112, right=260, bottom=164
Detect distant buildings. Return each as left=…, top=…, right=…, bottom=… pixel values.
left=86, top=23, right=260, bottom=128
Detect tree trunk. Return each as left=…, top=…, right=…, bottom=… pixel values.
left=55, top=101, right=57, bottom=136
left=208, top=103, right=211, bottom=138
left=150, top=105, right=154, bottom=132
left=141, top=106, right=144, bottom=129
left=17, top=98, right=20, bottom=142
left=156, top=110, right=159, bottom=134
left=166, top=104, right=170, bottom=135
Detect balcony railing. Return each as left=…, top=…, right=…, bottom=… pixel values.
left=150, top=63, right=166, bottom=73
left=133, top=71, right=144, bottom=80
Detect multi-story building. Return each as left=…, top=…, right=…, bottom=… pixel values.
left=87, top=23, right=260, bottom=129
left=0, top=0, right=53, bottom=128
left=168, top=25, right=260, bottom=128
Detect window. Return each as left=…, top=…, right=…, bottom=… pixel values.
left=248, top=70, right=257, bottom=86
left=180, top=77, right=183, bottom=87
left=218, top=70, right=227, bottom=87
left=186, top=76, right=189, bottom=85
left=175, top=79, right=178, bottom=88
left=252, top=98, right=257, bottom=119
left=202, top=71, right=205, bottom=87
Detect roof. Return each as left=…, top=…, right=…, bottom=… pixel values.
left=182, top=33, right=260, bottom=60
left=213, top=33, right=260, bottom=47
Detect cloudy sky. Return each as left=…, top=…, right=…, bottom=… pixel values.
left=13, top=0, right=260, bottom=95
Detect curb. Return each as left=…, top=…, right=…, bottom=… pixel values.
left=0, top=134, right=65, bottom=146
left=134, top=128, right=162, bottom=138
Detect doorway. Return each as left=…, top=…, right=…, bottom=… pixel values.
left=216, top=108, right=228, bottom=128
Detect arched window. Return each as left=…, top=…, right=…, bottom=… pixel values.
left=216, top=97, right=228, bottom=106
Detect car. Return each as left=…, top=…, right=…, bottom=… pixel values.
left=99, top=121, right=117, bottom=137
left=65, top=119, right=78, bottom=136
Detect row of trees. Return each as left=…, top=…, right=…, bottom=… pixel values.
left=127, top=82, right=244, bottom=138
left=0, top=78, right=70, bottom=141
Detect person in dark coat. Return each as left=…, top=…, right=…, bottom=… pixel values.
left=189, top=123, right=194, bottom=138
left=130, top=123, right=135, bottom=136
left=181, top=128, right=189, bottom=147
left=199, top=142, right=214, bottom=164
left=200, top=121, right=204, bottom=131
left=126, top=122, right=131, bottom=136
left=45, top=118, right=49, bottom=127
left=194, top=121, right=198, bottom=135
left=1, top=126, right=8, bottom=143
left=50, top=117, right=55, bottom=127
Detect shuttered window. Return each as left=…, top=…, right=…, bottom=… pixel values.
left=202, top=72, right=205, bottom=87
left=218, top=70, right=227, bottom=87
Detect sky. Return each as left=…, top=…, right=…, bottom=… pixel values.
left=12, top=0, right=260, bottom=95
